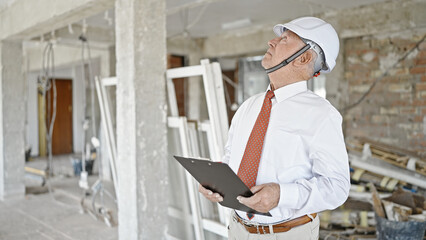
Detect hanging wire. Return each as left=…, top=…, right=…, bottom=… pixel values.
left=80, top=34, right=88, bottom=176
left=78, top=27, right=116, bottom=222
left=38, top=41, right=78, bottom=210
left=185, top=3, right=209, bottom=31
left=79, top=29, right=98, bottom=180
left=40, top=42, right=57, bottom=176
left=79, top=28, right=97, bottom=140
left=340, top=34, right=426, bottom=112
left=86, top=37, right=97, bottom=138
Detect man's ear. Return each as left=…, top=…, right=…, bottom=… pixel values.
left=293, top=50, right=314, bottom=67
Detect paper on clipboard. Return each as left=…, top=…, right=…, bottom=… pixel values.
left=174, top=155, right=272, bottom=217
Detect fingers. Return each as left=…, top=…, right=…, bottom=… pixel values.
left=198, top=184, right=211, bottom=194
left=198, top=184, right=223, bottom=202
left=237, top=183, right=280, bottom=213
left=235, top=185, right=264, bottom=206
left=237, top=194, right=260, bottom=209
left=250, top=185, right=264, bottom=194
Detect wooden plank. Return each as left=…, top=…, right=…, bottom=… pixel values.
left=370, top=184, right=386, bottom=218
left=357, top=137, right=424, bottom=160
left=347, top=139, right=426, bottom=177
left=349, top=153, right=426, bottom=188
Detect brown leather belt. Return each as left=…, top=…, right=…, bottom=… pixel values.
left=235, top=213, right=317, bottom=234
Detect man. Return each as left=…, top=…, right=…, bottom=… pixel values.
left=200, top=17, right=350, bottom=239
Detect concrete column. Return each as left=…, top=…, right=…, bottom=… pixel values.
left=115, top=0, right=168, bottom=239
left=0, top=40, right=25, bottom=200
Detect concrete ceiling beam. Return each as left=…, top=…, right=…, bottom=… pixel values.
left=0, top=0, right=115, bottom=41
left=32, top=24, right=115, bottom=48
left=167, top=0, right=226, bottom=16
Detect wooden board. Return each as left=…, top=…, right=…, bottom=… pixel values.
left=347, top=139, right=426, bottom=177
left=370, top=184, right=386, bottom=218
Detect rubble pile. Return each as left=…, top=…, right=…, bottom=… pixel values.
left=319, top=138, right=426, bottom=240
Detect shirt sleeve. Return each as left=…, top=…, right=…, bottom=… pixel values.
left=277, top=108, right=350, bottom=216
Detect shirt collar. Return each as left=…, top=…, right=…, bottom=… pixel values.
left=267, top=81, right=308, bottom=103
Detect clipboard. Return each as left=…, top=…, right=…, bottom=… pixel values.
left=174, top=155, right=272, bottom=217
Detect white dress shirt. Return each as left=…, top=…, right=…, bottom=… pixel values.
left=223, top=80, right=350, bottom=224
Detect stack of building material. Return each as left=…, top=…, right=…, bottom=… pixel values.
left=346, top=138, right=426, bottom=194
left=319, top=138, right=426, bottom=239
left=347, top=138, right=426, bottom=178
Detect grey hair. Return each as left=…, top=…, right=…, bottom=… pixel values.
left=302, top=38, right=326, bottom=76
left=309, top=49, right=318, bottom=77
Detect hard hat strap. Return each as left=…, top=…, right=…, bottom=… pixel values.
left=265, top=44, right=311, bottom=74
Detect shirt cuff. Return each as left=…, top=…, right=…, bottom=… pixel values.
left=278, top=183, right=299, bottom=209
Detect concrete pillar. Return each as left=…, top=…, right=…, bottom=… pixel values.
left=0, top=40, right=25, bottom=200
left=115, top=0, right=168, bottom=239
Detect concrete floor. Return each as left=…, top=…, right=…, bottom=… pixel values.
left=0, top=155, right=118, bottom=240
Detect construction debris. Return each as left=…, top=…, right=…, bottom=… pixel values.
left=347, top=138, right=426, bottom=177
left=319, top=138, right=426, bottom=239
left=381, top=200, right=412, bottom=221
left=370, top=184, right=386, bottom=218
left=383, top=187, right=425, bottom=215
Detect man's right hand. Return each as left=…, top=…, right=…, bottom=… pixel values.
left=198, top=184, right=223, bottom=202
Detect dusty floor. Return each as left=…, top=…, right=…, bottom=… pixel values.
left=0, top=155, right=118, bottom=240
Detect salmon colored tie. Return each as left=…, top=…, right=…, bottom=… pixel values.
left=238, top=90, right=275, bottom=189
left=237, top=90, right=274, bottom=220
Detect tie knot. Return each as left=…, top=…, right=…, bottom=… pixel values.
left=266, top=90, right=275, bottom=100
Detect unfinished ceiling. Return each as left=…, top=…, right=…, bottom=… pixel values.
left=83, top=0, right=391, bottom=39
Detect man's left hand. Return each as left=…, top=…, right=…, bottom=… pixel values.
left=237, top=183, right=280, bottom=213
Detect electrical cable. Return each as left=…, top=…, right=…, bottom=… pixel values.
left=86, top=38, right=97, bottom=138
left=40, top=43, right=55, bottom=176
left=39, top=42, right=80, bottom=210
left=79, top=33, right=97, bottom=167
left=79, top=32, right=116, bottom=223
left=340, top=34, right=426, bottom=112
left=185, top=3, right=209, bottom=31
left=80, top=35, right=88, bottom=179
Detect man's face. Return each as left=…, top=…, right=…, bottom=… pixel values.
left=261, top=30, right=306, bottom=70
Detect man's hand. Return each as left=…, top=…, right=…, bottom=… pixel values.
left=237, top=183, right=280, bottom=213
left=198, top=184, right=223, bottom=202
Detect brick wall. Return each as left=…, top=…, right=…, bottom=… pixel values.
left=343, top=32, right=426, bottom=157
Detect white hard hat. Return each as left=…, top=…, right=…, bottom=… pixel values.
left=273, top=17, right=339, bottom=73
